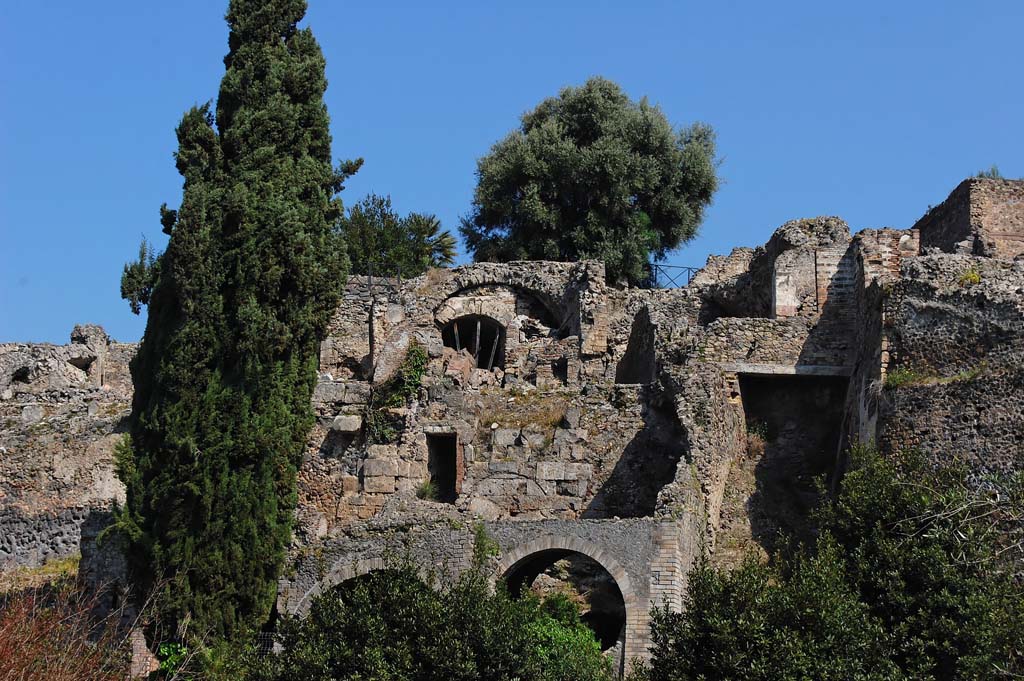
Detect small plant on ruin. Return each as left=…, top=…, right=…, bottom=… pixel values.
left=959, top=267, right=982, bottom=287
left=745, top=420, right=770, bottom=456
left=883, top=367, right=925, bottom=389
left=416, top=479, right=439, bottom=501
left=949, top=361, right=987, bottom=383
left=746, top=432, right=766, bottom=457
left=365, top=342, right=429, bottom=444
left=976, top=164, right=1003, bottom=179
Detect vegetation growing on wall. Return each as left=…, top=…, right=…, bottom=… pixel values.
left=365, top=342, right=429, bottom=444
left=113, top=0, right=358, bottom=641
left=461, top=77, right=718, bottom=286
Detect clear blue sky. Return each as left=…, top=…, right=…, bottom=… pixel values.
left=2, top=1, right=1021, bottom=343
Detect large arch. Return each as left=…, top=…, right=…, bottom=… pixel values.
left=288, top=557, right=442, bottom=618
left=431, top=264, right=580, bottom=330
left=493, top=535, right=646, bottom=673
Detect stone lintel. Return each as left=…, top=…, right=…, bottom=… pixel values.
left=722, top=362, right=852, bottom=377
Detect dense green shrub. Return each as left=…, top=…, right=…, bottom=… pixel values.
left=246, top=548, right=613, bottom=680
left=642, top=446, right=1024, bottom=680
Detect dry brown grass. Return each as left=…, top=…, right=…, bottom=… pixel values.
left=746, top=432, right=766, bottom=458
left=477, top=389, right=569, bottom=441
left=0, top=554, right=80, bottom=594
left=0, top=578, right=131, bottom=681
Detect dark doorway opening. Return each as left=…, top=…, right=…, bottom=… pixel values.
left=426, top=433, right=459, bottom=503
left=735, top=373, right=849, bottom=553
left=441, top=315, right=506, bottom=370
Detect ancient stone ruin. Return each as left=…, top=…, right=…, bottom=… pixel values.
left=2, top=177, right=1023, bottom=673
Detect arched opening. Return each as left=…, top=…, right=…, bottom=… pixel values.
left=441, top=315, right=506, bottom=370
left=503, top=549, right=626, bottom=653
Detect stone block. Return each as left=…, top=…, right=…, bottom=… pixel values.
left=565, top=463, right=593, bottom=480
left=521, top=431, right=549, bottom=449
left=312, top=381, right=347, bottom=405
left=21, top=404, right=44, bottom=424
left=367, top=444, right=398, bottom=460
left=363, top=459, right=398, bottom=478
left=363, top=476, right=396, bottom=494
left=488, top=461, right=519, bottom=476
left=467, top=498, right=502, bottom=521
left=330, top=414, right=363, bottom=433
left=396, top=477, right=419, bottom=492
left=536, top=461, right=566, bottom=480
left=492, top=428, right=519, bottom=447
left=342, top=382, right=371, bottom=405
left=341, top=475, right=359, bottom=493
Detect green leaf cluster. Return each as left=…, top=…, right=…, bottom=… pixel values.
left=244, top=562, right=613, bottom=681
left=461, top=77, right=718, bottom=286
left=365, top=342, right=429, bottom=444
left=642, top=446, right=1024, bottom=680
left=114, top=0, right=358, bottom=641
left=341, top=193, right=456, bottom=278
left=120, top=237, right=161, bottom=315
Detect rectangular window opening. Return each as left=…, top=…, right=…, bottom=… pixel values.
left=426, top=433, right=459, bottom=503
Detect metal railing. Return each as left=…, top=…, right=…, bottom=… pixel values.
left=645, top=263, right=700, bottom=289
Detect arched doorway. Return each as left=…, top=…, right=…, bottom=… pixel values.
left=503, top=549, right=626, bottom=652
left=495, top=536, right=640, bottom=676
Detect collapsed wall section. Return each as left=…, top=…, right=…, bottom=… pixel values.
left=0, top=327, right=133, bottom=569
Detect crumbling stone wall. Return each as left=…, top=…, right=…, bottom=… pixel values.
left=875, top=254, right=1024, bottom=475
left=0, top=326, right=133, bottom=568
left=914, top=178, right=1024, bottom=259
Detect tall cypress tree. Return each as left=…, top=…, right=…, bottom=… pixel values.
left=116, top=0, right=359, bottom=639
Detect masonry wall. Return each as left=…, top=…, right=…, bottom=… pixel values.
left=914, top=178, right=1024, bottom=258
left=0, top=326, right=132, bottom=568
left=877, top=254, right=1024, bottom=475
left=2, top=178, right=1023, bottom=672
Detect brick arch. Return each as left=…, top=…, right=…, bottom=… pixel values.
left=291, top=557, right=418, bottom=617
left=434, top=301, right=516, bottom=330
left=432, top=277, right=570, bottom=327
left=494, top=536, right=637, bottom=607
left=493, top=535, right=646, bottom=670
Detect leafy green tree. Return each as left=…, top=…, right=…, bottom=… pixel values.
left=460, top=77, right=717, bottom=286
left=341, top=194, right=457, bottom=277
left=405, top=212, right=458, bottom=272
left=644, top=541, right=896, bottom=681
left=114, top=0, right=359, bottom=641
left=641, top=447, right=1024, bottom=681
left=816, top=447, right=1024, bottom=679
